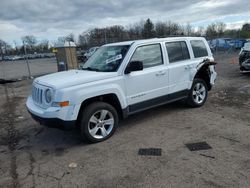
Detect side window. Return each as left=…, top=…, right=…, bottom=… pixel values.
left=130, top=44, right=163, bottom=68
left=165, top=41, right=190, bottom=63
left=191, top=40, right=208, bottom=58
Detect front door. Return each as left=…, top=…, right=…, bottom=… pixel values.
left=124, top=44, right=169, bottom=111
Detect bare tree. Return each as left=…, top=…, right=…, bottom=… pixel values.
left=57, top=36, right=67, bottom=44
left=166, top=21, right=182, bottom=36
left=216, top=22, right=226, bottom=37
left=205, top=23, right=217, bottom=39
left=21, top=35, right=37, bottom=53
left=22, top=35, right=37, bottom=47
left=155, top=22, right=167, bottom=37
left=185, top=23, right=193, bottom=36
left=127, top=21, right=144, bottom=40
left=196, top=26, right=205, bottom=36
left=65, top=33, right=75, bottom=42
left=38, top=40, right=49, bottom=52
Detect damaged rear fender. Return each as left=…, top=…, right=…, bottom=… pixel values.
left=191, top=59, right=217, bottom=90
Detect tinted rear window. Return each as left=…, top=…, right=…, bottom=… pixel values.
left=165, top=41, right=190, bottom=63
left=191, top=40, right=208, bottom=58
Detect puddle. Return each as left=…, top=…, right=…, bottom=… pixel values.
left=0, top=79, right=19, bottom=85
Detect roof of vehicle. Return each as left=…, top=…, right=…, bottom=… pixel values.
left=104, top=37, right=206, bottom=47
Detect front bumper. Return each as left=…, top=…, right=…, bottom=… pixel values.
left=26, top=96, right=77, bottom=129
left=28, top=111, right=76, bottom=129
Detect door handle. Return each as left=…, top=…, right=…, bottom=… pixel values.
left=185, top=65, right=192, bottom=70
left=156, top=71, right=166, bottom=76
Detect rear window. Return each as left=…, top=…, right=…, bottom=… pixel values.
left=191, top=40, right=208, bottom=58
left=165, top=41, right=190, bottom=63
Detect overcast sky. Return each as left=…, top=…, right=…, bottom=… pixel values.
left=0, top=0, right=250, bottom=45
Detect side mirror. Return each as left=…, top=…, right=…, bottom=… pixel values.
left=125, top=61, right=143, bottom=74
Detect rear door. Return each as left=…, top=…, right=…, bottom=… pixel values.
left=189, top=39, right=212, bottom=78
left=165, top=41, right=193, bottom=94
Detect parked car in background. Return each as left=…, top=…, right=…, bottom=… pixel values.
left=2, top=53, right=55, bottom=62
left=26, top=37, right=217, bottom=143
left=210, top=38, right=246, bottom=51
left=3, top=55, right=23, bottom=61
left=229, top=39, right=246, bottom=49
left=77, top=50, right=87, bottom=64
left=239, top=42, right=250, bottom=71
left=210, top=38, right=231, bottom=50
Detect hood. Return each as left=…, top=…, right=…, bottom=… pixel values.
left=34, top=70, right=118, bottom=89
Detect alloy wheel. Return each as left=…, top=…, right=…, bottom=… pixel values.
left=192, top=82, right=206, bottom=104
left=88, top=110, right=114, bottom=139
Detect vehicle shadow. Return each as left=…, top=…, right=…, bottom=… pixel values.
left=17, top=122, right=84, bottom=156
left=119, top=100, right=189, bottom=130
left=20, top=101, right=188, bottom=152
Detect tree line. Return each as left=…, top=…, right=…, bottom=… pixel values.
left=1, top=19, right=250, bottom=56
left=78, top=19, right=250, bottom=49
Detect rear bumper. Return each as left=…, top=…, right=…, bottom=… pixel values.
left=209, top=65, right=217, bottom=85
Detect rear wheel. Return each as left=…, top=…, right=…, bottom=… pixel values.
left=187, top=78, right=208, bottom=107
left=80, top=102, right=118, bottom=143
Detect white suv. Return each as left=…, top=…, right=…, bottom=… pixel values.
left=26, top=37, right=217, bottom=143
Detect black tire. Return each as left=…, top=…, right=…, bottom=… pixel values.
left=187, top=78, right=208, bottom=108
left=80, top=102, right=118, bottom=143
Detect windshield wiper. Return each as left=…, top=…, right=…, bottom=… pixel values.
left=82, top=67, right=100, bottom=71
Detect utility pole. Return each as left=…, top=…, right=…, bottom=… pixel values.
left=23, top=41, right=32, bottom=78
left=104, top=28, right=107, bottom=44
left=0, top=42, right=3, bottom=61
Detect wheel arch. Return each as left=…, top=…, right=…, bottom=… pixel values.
left=77, top=93, right=124, bottom=125
left=194, top=64, right=212, bottom=91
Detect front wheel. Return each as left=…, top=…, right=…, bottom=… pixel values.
left=80, top=102, right=118, bottom=143
left=187, top=78, right=208, bottom=107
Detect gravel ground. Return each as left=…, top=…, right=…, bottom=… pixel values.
left=0, top=52, right=249, bottom=188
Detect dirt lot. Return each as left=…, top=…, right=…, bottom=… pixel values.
left=0, top=52, right=249, bottom=188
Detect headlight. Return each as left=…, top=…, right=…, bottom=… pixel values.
left=45, top=89, right=52, bottom=103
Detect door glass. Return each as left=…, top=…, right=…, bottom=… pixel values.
left=165, top=41, right=190, bottom=63
left=130, top=44, right=163, bottom=68
left=190, top=40, right=208, bottom=58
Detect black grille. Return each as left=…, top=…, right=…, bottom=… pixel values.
left=32, top=85, right=43, bottom=104
left=138, top=148, right=162, bottom=156
left=185, top=142, right=212, bottom=151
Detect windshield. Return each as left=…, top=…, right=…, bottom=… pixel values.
left=82, top=45, right=130, bottom=72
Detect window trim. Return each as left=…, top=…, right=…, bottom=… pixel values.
left=128, top=43, right=164, bottom=70
left=165, top=41, right=190, bottom=63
